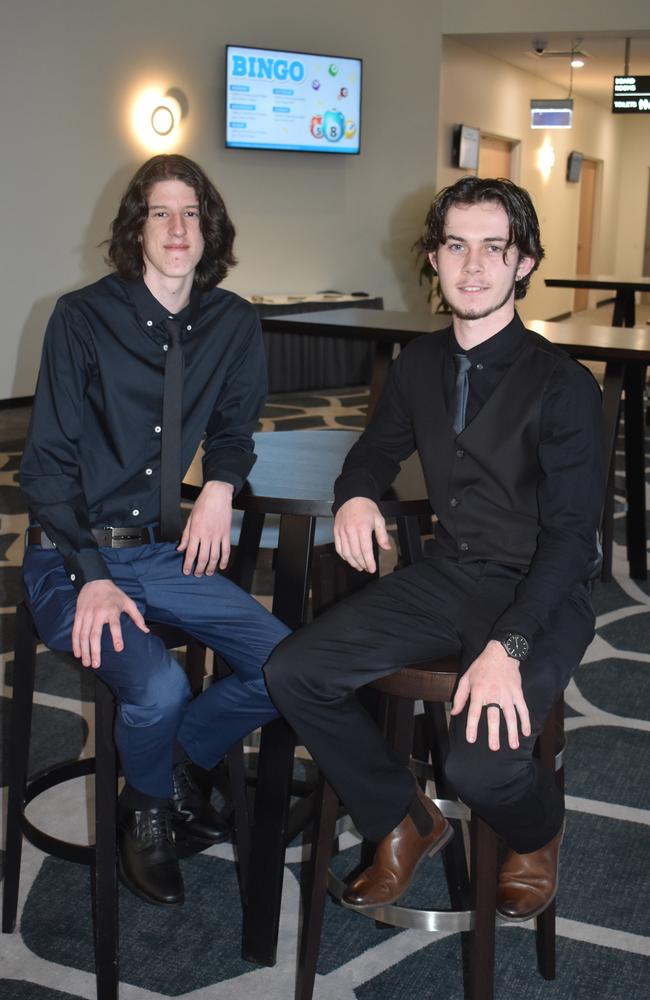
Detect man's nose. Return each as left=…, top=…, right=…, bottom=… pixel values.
left=169, top=213, right=187, bottom=235
left=463, top=248, right=484, bottom=272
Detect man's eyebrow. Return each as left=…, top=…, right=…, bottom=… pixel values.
left=444, top=234, right=508, bottom=243
left=148, top=203, right=200, bottom=210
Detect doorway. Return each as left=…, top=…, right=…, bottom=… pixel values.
left=574, top=159, right=598, bottom=313
left=478, top=136, right=511, bottom=179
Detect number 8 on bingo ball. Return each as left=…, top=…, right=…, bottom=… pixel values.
left=322, top=109, right=345, bottom=143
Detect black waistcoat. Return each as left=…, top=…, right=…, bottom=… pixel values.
left=405, top=329, right=567, bottom=568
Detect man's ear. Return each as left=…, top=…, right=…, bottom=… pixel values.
left=428, top=250, right=438, bottom=273
left=516, top=255, right=536, bottom=280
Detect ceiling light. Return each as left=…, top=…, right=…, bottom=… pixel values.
left=570, top=58, right=585, bottom=69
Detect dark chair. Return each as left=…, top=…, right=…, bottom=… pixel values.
left=296, top=656, right=564, bottom=1000
left=2, top=601, right=249, bottom=1000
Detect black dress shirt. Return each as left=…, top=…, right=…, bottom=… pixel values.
left=333, top=313, right=604, bottom=651
left=20, top=275, right=267, bottom=592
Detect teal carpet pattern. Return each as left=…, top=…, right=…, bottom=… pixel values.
left=1, top=393, right=649, bottom=1000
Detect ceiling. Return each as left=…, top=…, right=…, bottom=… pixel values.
left=451, top=31, right=650, bottom=106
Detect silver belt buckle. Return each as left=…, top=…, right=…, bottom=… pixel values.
left=109, top=526, right=147, bottom=548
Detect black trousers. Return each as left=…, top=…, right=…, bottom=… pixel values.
left=264, top=556, right=595, bottom=853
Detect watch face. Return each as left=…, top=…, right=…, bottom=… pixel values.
left=504, top=633, right=529, bottom=659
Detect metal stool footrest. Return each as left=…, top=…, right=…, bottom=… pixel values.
left=21, top=757, right=98, bottom=865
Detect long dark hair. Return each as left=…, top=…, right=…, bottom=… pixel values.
left=421, top=177, right=545, bottom=299
left=107, top=155, right=237, bottom=288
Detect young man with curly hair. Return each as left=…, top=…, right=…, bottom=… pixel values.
left=21, top=155, right=290, bottom=906
left=265, top=177, right=604, bottom=920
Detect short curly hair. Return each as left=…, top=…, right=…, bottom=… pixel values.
left=421, top=176, right=545, bottom=299
left=107, top=154, right=237, bottom=289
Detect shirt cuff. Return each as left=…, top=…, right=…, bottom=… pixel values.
left=63, top=549, right=112, bottom=594
left=332, top=471, right=382, bottom=514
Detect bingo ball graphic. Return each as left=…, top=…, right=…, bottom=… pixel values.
left=310, top=115, right=323, bottom=139
left=311, top=79, right=320, bottom=90
left=328, top=63, right=339, bottom=77
left=338, top=87, right=348, bottom=99
left=322, top=109, right=345, bottom=142
left=345, top=119, right=357, bottom=138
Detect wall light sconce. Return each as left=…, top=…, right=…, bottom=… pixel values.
left=131, top=87, right=188, bottom=152
left=536, top=139, right=556, bottom=181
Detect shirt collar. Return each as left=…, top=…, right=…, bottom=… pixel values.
left=128, top=277, right=202, bottom=334
left=450, top=312, right=527, bottom=367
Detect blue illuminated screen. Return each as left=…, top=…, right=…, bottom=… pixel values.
left=225, top=45, right=362, bottom=154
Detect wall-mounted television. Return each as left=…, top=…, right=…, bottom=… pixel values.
left=225, top=45, right=362, bottom=154
left=452, top=124, right=480, bottom=170
left=566, top=150, right=583, bottom=183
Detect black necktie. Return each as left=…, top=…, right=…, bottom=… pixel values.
left=159, top=319, right=184, bottom=541
left=452, top=354, right=472, bottom=435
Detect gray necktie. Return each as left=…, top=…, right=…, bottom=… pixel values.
left=452, top=354, right=472, bottom=434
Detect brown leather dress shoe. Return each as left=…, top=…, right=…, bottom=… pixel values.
left=497, top=822, right=565, bottom=921
left=342, top=787, right=452, bottom=909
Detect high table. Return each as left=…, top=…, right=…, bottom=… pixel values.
left=183, top=430, right=431, bottom=966
left=260, top=308, right=650, bottom=579
left=544, top=275, right=650, bottom=328
left=262, top=308, right=451, bottom=419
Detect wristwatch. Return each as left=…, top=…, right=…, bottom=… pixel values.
left=497, top=632, right=530, bottom=661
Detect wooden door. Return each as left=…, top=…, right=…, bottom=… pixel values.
left=574, top=159, right=598, bottom=312
left=478, top=136, right=511, bottom=179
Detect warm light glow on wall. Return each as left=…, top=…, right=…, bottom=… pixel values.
left=131, top=88, right=183, bottom=152
left=536, top=139, right=556, bottom=182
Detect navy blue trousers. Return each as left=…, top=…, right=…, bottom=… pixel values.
left=23, top=542, right=291, bottom=798
left=265, top=557, right=595, bottom=853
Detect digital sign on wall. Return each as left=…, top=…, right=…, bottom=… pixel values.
left=612, top=76, right=650, bottom=114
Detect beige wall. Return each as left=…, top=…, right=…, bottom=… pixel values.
left=436, top=39, right=627, bottom=322
left=614, top=117, right=650, bottom=277
left=1, top=0, right=441, bottom=398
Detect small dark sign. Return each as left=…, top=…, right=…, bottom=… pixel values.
left=612, top=76, right=650, bottom=114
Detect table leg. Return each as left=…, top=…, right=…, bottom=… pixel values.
left=623, top=364, right=647, bottom=579
left=612, top=289, right=635, bottom=328
left=241, top=514, right=316, bottom=966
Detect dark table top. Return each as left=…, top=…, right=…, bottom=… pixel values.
left=264, top=307, right=650, bottom=362
left=183, top=429, right=430, bottom=519
left=261, top=307, right=451, bottom=341
left=544, top=275, right=650, bottom=292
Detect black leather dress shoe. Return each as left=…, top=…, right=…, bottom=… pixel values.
left=118, top=806, right=184, bottom=906
left=170, top=759, right=230, bottom=843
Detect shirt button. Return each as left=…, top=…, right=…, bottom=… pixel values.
left=145, top=468, right=153, bottom=476
left=476, top=363, right=484, bottom=370
left=186, top=324, right=192, bottom=332
left=146, top=320, right=153, bottom=327
left=163, top=344, right=169, bottom=351
left=450, top=497, right=459, bottom=507
left=70, top=573, right=76, bottom=581
left=132, top=509, right=140, bottom=516
left=459, top=542, right=469, bottom=552
left=154, top=425, right=161, bottom=433
left=456, top=449, right=465, bottom=458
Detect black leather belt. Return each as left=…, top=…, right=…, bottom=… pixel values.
left=27, top=526, right=162, bottom=550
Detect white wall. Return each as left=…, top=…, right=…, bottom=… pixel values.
left=1, top=0, right=441, bottom=398
left=436, top=39, right=625, bottom=322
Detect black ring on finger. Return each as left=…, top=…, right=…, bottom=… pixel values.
left=485, top=703, right=501, bottom=710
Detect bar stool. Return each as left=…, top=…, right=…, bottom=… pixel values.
left=295, top=656, right=564, bottom=1000
left=2, top=600, right=249, bottom=1000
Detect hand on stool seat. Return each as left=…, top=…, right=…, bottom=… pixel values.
left=342, top=787, right=452, bottom=909
left=118, top=805, right=184, bottom=906
left=171, top=758, right=230, bottom=843
left=497, top=821, right=565, bottom=921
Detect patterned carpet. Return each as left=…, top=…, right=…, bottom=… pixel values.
left=1, top=389, right=649, bottom=1000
